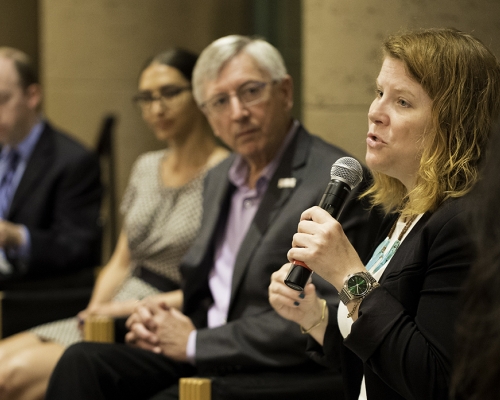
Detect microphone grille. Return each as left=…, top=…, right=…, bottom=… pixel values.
left=330, top=157, right=363, bottom=189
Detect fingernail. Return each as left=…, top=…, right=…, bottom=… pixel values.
left=299, top=293, right=305, bottom=299
left=294, top=301, right=300, bottom=306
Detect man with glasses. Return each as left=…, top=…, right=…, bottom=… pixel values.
left=0, top=47, right=101, bottom=286
left=46, top=36, right=380, bottom=400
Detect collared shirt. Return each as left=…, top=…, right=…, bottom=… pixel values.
left=186, top=119, right=300, bottom=362
left=0, top=119, right=44, bottom=261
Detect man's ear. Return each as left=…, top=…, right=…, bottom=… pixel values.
left=279, top=74, right=294, bottom=111
left=25, top=83, right=42, bottom=110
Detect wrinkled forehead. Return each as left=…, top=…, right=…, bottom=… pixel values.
left=201, top=53, right=270, bottom=99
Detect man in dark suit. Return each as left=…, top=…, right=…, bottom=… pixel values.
left=46, top=36, right=380, bottom=400
left=0, top=47, right=101, bottom=286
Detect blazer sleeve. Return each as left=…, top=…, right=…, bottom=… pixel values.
left=194, top=278, right=339, bottom=372
left=25, top=149, right=102, bottom=276
left=343, top=204, right=473, bottom=399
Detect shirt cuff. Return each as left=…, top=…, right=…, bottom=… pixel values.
left=186, top=329, right=197, bottom=365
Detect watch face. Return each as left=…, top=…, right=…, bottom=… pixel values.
left=348, top=275, right=368, bottom=296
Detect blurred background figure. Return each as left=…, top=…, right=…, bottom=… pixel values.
left=0, top=48, right=228, bottom=400
left=269, top=28, right=500, bottom=400
left=451, top=121, right=500, bottom=400
left=0, top=47, right=102, bottom=286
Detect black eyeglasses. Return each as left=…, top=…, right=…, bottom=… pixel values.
left=200, top=80, right=277, bottom=116
left=132, top=85, right=191, bottom=110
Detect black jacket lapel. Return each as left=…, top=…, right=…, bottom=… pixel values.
left=229, top=126, right=311, bottom=304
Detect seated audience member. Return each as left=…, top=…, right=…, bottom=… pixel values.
left=0, top=48, right=228, bottom=400
left=269, top=28, right=500, bottom=400
left=0, top=47, right=101, bottom=285
left=451, top=121, right=500, bottom=400
left=45, top=35, right=382, bottom=400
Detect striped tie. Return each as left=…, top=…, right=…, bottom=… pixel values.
left=0, top=150, right=20, bottom=218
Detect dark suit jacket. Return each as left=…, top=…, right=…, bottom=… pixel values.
left=180, top=125, right=382, bottom=374
left=3, top=121, right=102, bottom=282
left=313, top=197, right=473, bottom=400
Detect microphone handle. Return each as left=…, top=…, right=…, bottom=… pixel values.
left=284, top=180, right=350, bottom=291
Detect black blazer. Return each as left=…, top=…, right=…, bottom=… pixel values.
left=3, top=121, right=102, bottom=282
left=180, top=125, right=382, bottom=374
left=314, top=197, right=473, bottom=400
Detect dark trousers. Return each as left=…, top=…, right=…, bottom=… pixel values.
left=45, top=342, right=196, bottom=400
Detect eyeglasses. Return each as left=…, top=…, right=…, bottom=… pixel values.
left=132, top=85, right=191, bottom=110
left=201, top=80, right=276, bottom=116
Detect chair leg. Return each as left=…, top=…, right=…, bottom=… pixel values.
left=179, top=377, right=211, bottom=400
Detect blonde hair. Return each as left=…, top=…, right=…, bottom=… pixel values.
left=364, top=28, right=500, bottom=216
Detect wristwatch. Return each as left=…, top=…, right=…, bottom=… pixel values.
left=338, top=271, right=380, bottom=305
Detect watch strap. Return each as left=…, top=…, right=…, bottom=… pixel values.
left=339, top=289, right=352, bottom=305
left=338, top=272, right=379, bottom=305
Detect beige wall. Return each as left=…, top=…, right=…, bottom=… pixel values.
left=26, top=0, right=500, bottom=258
left=0, top=0, right=38, bottom=68
left=39, top=0, right=251, bottom=256
left=302, top=0, right=500, bottom=162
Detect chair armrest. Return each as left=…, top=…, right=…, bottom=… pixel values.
left=179, top=377, right=211, bottom=400
left=180, top=368, right=344, bottom=400
left=84, top=315, right=115, bottom=343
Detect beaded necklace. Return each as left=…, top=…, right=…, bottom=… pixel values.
left=365, top=215, right=418, bottom=274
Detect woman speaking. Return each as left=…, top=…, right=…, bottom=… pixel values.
left=269, top=28, right=500, bottom=400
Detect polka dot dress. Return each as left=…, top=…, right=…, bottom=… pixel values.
left=30, top=150, right=206, bottom=346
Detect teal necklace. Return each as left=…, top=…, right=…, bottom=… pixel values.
left=366, top=215, right=418, bottom=274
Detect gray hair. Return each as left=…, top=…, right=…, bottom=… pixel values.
left=192, top=35, right=288, bottom=105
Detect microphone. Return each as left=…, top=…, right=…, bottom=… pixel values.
left=284, top=157, right=363, bottom=291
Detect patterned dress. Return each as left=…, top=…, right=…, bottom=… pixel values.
left=30, top=150, right=206, bottom=346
